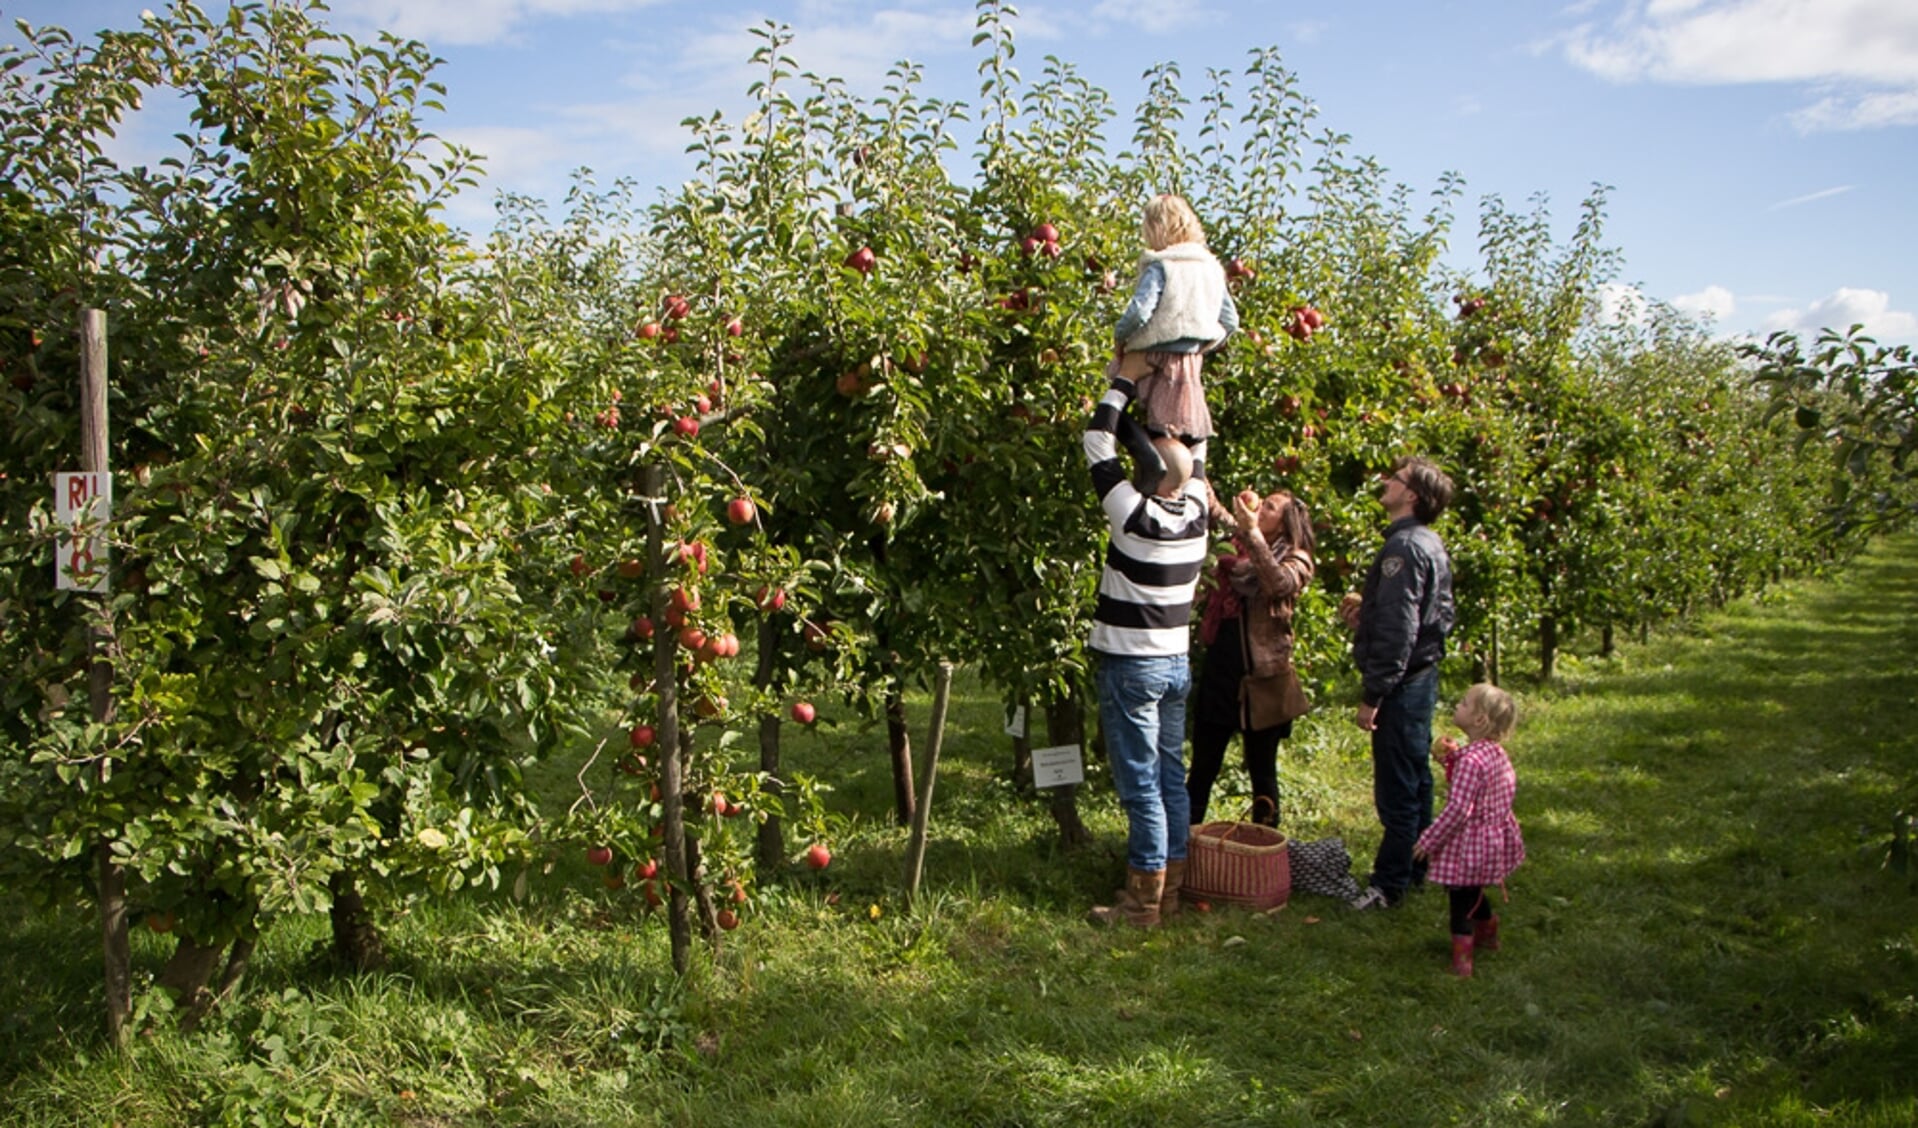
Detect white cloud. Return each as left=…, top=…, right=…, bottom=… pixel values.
left=1559, top=0, right=1918, bottom=132
left=1766, top=185, right=1852, bottom=210
left=1090, top=0, right=1223, bottom=35
left=1762, top=287, right=1918, bottom=340
left=1673, top=284, right=1736, bottom=323
left=1788, top=86, right=1918, bottom=130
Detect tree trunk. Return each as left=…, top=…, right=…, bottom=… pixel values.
left=96, top=842, right=129, bottom=1046
left=157, top=936, right=227, bottom=1015
left=644, top=463, right=692, bottom=976
left=1488, top=610, right=1501, bottom=687
left=328, top=869, right=386, bottom=972
left=1008, top=694, right=1033, bottom=789
left=1538, top=613, right=1558, bottom=682
left=753, top=617, right=785, bottom=870
left=179, top=929, right=259, bottom=1032
left=688, top=834, right=719, bottom=944
left=1601, top=622, right=1615, bottom=658
left=1043, top=691, right=1092, bottom=849
left=884, top=677, right=915, bottom=829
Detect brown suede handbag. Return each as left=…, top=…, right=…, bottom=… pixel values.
left=1240, top=659, right=1310, bottom=731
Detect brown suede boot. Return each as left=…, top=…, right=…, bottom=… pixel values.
left=1159, top=859, right=1187, bottom=919
left=1086, top=867, right=1166, bottom=928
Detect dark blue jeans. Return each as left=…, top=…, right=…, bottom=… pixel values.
left=1366, top=667, right=1438, bottom=900
left=1095, top=653, right=1192, bottom=871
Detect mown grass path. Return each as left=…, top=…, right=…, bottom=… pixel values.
left=3, top=540, right=1915, bottom=1126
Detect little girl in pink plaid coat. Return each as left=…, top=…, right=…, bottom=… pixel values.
left=1414, top=683, right=1525, bottom=977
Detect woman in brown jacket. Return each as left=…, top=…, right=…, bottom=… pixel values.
left=1187, top=488, right=1316, bottom=827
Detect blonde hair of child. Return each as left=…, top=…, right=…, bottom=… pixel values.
left=1141, top=194, right=1205, bottom=251
left=1461, top=683, right=1517, bottom=743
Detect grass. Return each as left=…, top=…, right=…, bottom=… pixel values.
left=3, top=538, right=1917, bottom=1126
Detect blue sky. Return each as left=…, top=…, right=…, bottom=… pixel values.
left=9, top=0, right=1917, bottom=345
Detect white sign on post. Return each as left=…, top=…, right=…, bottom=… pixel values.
left=55, top=471, right=112, bottom=593
left=1003, top=705, right=1027, bottom=739
left=1031, top=744, right=1084, bottom=789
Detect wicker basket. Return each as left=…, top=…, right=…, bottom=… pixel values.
left=1184, top=821, right=1291, bottom=909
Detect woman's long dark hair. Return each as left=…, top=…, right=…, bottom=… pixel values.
left=1270, top=491, right=1315, bottom=557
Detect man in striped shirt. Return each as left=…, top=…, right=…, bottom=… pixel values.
left=1083, top=374, right=1215, bottom=928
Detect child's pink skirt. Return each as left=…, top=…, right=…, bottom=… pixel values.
left=1119, top=349, right=1213, bottom=440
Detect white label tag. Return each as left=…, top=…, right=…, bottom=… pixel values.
left=1031, top=744, right=1084, bottom=789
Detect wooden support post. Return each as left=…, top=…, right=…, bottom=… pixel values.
left=80, top=308, right=129, bottom=1047
left=902, top=661, right=954, bottom=906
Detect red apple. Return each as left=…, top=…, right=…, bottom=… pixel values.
left=673, top=415, right=699, bottom=438
left=725, top=317, right=743, bottom=337
left=1021, top=235, right=1042, bottom=257
left=665, top=295, right=690, bottom=320
left=635, top=858, right=659, bottom=880
left=637, top=321, right=661, bottom=340
left=145, top=911, right=176, bottom=934
left=711, top=791, right=729, bottom=816
left=678, top=626, right=707, bottom=652
left=629, top=724, right=656, bottom=749
left=805, top=843, right=832, bottom=870
left=617, top=558, right=644, bottom=580
left=1031, top=222, right=1059, bottom=243
left=695, top=694, right=727, bottom=718
left=729, top=878, right=748, bottom=904
left=569, top=554, right=590, bottom=578
left=642, top=880, right=663, bottom=907
left=727, top=496, right=756, bottom=526
left=756, top=585, right=787, bottom=613
left=791, top=701, right=816, bottom=724
left=631, top=614, right=655, bottom=640
left=843, top=246, right=877, bottom=274
left=716, top=908, right=739, bottom=931
left=587, top=845, right=614, bottom=867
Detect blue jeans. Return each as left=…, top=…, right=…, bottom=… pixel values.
left=1366, top=667, right=1439, bottom=900
left=1095, top=653, right=1192, bottom=871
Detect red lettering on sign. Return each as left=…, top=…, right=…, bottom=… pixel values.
left=68, top=476, right=91, bottom=508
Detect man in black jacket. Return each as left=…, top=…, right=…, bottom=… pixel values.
left=1346, top=456, right=1456, bottom=910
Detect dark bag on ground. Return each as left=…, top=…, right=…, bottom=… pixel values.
left=1287, top=837, right=1363, bottom=901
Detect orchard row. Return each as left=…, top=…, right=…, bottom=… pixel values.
left=0, top=1, right=1865, bottom=1015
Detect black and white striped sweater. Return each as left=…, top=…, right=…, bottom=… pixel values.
left=1083, top=383, right=1213, bottom=657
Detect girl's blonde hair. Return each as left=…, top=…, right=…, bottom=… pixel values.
left=1461, top=683, right=1517, bottom=742
left=1141, top=193, right=1205, bottom=251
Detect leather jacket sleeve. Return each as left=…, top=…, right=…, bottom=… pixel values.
left=1240, top=529, right=1312, bottom=605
